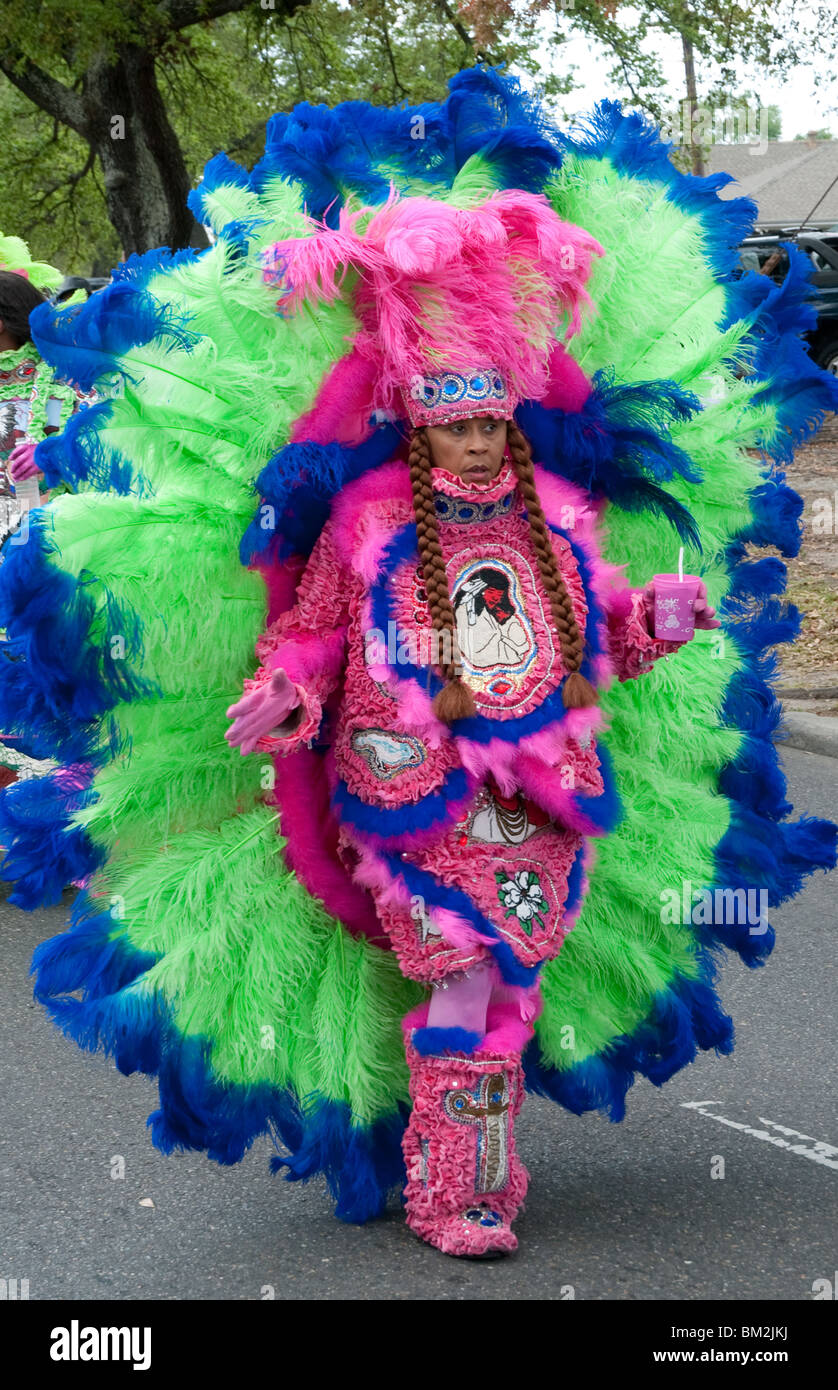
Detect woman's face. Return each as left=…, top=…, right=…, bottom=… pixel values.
left=424, top=416, right=508, bottom=486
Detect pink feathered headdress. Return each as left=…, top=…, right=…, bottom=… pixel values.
left=262, top=187, right=603, bottom=430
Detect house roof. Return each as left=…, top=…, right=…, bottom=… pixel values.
left=706, top=141, right=838, bottom=229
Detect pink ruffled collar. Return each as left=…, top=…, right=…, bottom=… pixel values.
left=430, top=460, right=518, bottom=501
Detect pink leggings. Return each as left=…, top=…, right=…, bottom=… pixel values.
left=426, top=961, right=495, bottom=1036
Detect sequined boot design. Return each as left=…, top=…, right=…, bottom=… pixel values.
left=401, top=1002, right=532, bottom=1257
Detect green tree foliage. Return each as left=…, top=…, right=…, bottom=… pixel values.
left=2, top=0, right=835, bottom=269
left=0, top=0, right=554, bottom=271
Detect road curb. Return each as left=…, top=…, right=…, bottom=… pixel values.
left=774, top=710, right=838, bottom=759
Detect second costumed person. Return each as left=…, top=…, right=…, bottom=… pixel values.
left=225, top=191, right=720, bottom=1257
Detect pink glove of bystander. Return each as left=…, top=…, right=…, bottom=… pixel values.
left=8, top=440, right=42, bottom=482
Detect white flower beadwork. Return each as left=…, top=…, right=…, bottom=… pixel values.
left=495, top=869, right=549, bottom=933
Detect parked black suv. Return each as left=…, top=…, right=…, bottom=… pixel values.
left=738, top=229, right=838, bottom=375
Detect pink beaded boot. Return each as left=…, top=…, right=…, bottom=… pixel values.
left=401, top=1001, right=533, bottom=1258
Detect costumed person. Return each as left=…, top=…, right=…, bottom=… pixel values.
left=0, top=244, right=76, bottom=797
left=222, top=193, right=723, bottom=1255
left=0, top=266, right=77, bottom=515
left=1, top=71, right=834, bottom=1257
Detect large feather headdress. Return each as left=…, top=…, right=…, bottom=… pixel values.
left=262, top=187, right=603, bottom=431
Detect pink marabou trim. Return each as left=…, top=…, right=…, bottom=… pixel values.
left=251, top=555, right=303, bottom=627
left=542, top=341, right=593, bottom=413
left=476, top=1000, right=535, bottom=1057
left=402, top=999, right=535, bottom=1054
left=523, top=704, right=605, bottom=749
left=263, top=627, right=346, bottom=685
left=404, top=984, right=542, bottom=1035
left=361, top=587, right=449, bottom=747
left=514, top=749, right=606, bottom=836
left=350, top=838, right=495, bottom=951
left=270, top=746, right=384, bottom=942
left=390, top=677, right=447, bottom=747
left=562, top=838, right=597, bottom=932
left=430, top=461, right=517, bottom=501
left=403, top=1000, right=430, bottom=1034
left=327, top=736, right=474, bottom=852
left=535, top=464, right=624, bottom=590
left=455, top=706, right=605, bottom=783
left=492, top=981, right=544, bottom=1025
left=290, top=348, right=380, bottom=448
left=455, top=706, right=605, bottom=797
left=330, top=461, right=413, bottom=584
left=531, top=465, right=597, bottom=544
left=431, top=906, right=497, bottom=953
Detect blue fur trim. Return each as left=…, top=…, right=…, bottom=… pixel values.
left=30, top=279, right=198, bottom=393
left=711, top=499, right=837, bottom=970
left=35, top=399, right=145, bottom=496
left=412, top=1026, right=482, bottom=1056
left=0, top=512, right=151, bottom=763
left=269, top=1097, right=410, bottom=1223
left=740, top=471, right=803, bottom=558
left=331, top=766, right=472, bottom=840
left=724, top=246, right=838, bottom=461
left=381, top=847, right=592, bottom=989
left=0, top=771, right=104, bottom=908
left=525, top=960, right=734, bottom=1121
left=571, top=740, right=623, bottom=834
left=253, top=104, right=393, bottom=226
left=444, top=678, right=573, bottom=745
left=370, top=522, right=612, bottom=746
left=187, top=151, right=252, bottom=228
left=32, top=895, right=407, bottom=1220
left=240, top=424, right=401, bottom=565
left=517, top=371, right=703, bottom=546
left=248, top=68, right=561, bottom=223
left=559, top=101, right=757, bottom=280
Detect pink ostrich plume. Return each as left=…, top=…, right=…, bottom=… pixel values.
left=262, top=186, right=603, bottom=422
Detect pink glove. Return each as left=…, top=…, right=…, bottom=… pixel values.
left=225, top=668, right=302, bottom=756
left=8, top=440, right=41, bottom=482
left=640, top=579, right=721, bottom=637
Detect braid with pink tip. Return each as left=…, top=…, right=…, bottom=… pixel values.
left=407, top=422, right=597, bottom=720
left=408, top=428, right=476, bottom=722
left=506, top=421, right=598, bottom=709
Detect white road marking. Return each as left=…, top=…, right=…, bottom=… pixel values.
left=681, top=1101, right=838, bottom=1171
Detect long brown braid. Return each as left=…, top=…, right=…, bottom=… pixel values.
left=408, top=423, right=598, bottom=724
left=408, top=427, right=477, bottom=722
left=506, top=421, right=598, bottom=709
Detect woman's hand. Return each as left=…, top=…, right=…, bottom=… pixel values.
left=641, top=579, right=721, bottom=637
left=8, top=440, right=41, bottom=482
left=225, top=668, right=302, bottom=755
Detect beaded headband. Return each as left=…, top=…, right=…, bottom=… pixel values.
left=403, top=366, right=517, bottom=427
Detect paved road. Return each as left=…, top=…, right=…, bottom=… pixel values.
left=1, top=746, right=835, bottom=1301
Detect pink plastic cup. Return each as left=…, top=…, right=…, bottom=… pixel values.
left=653, top=573, right=701, bottom=641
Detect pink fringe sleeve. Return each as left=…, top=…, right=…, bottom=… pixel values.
left=246, top=520, right=351, bottom=752
left=607, top=587, right=685, bottom=682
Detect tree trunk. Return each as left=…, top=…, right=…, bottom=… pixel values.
left=84, top=46, right=209, bottom=257
left=681, top=30, right=706, bottom=178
